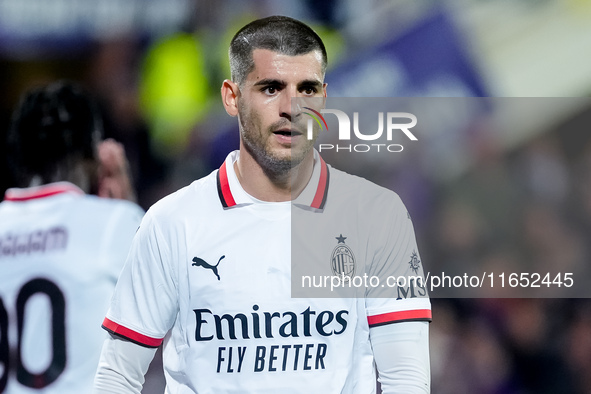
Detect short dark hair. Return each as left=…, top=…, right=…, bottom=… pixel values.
left=229, top=15, right=327, bottom=86
left=8, top=80, right=102, bottom=187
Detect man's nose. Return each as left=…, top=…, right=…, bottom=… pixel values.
left=279, top=86, right=301, bottom=121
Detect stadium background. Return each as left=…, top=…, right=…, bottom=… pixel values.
left=1, top=0, right=591, bottom=392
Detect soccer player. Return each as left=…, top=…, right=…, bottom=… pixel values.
left=0, top=81, right=144, bottom=393
left=94, top=16, right=431, bottom=393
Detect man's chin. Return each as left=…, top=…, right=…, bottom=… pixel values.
left=257, top=150, right=308, bottom=180
left=243, top=137, right=314, bottom=178
left=269, top=143, right=312, bottom=164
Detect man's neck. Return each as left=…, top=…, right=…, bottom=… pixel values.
left=234, top=148, right=315, bottom=202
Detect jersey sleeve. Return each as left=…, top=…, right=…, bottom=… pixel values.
left=365, top=193, right=431, bottom=327
left=370, top=321, right=430, bottom=392
left=102, top=209, right=178, bottom=348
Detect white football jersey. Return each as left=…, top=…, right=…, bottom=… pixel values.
left=0, top=182, right=144, bottom=393
left=104, top=151, right=431, bottom=393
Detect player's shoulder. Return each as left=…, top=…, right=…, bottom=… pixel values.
left=75, top=194, right=145, bottom=221
left=146, top=169, right=219, bottom=221
left=327, top=164, right=405, bottom=211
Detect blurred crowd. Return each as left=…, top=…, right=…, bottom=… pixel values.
left=426, top=110, right=591, bottom=393
left=1, top=1, right=591, bottom=393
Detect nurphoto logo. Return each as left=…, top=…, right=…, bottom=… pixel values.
left=303, top=107, right=418, bottom=153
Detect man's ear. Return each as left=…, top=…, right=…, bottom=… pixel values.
left=221, top=79, right=240, bottom=117
left=323, top=82, right=328, bottom=98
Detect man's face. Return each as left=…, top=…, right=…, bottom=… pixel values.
left=236, top=48, right=326, bottom=174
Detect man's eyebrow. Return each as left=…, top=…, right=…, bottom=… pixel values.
left=253, top=78, right=286, bottom=87
left=298, top=79, right=323, bottom=88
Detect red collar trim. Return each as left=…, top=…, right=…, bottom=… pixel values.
left=4, top=182, right=85, bottom=202
left=216, top=157, right=330, bottom=209
left=310, top=156, right=329, bottom=209
left=216, top=161, right=237, bottom=208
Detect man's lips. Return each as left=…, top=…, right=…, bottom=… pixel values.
left=272, top=129, right=303, bottom=137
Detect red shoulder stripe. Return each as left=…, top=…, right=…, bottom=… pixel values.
left=367, top=309, right=432, bottom=327
left=102, top=318, right=163, bottom=348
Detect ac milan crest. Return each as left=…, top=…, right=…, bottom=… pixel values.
left=331, top=234, right=356, bottom=278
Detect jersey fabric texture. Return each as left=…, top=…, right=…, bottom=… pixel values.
left=0, top=182, right=144, bottom=393
left=103, top=150, right=431, bottom=393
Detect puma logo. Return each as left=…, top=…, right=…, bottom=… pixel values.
left=192, top=255, right=225, bottom=280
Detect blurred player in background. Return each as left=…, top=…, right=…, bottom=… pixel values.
left=0, top=81, right=144, bottom=393
left=94, top=16, right=430, bottom=393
